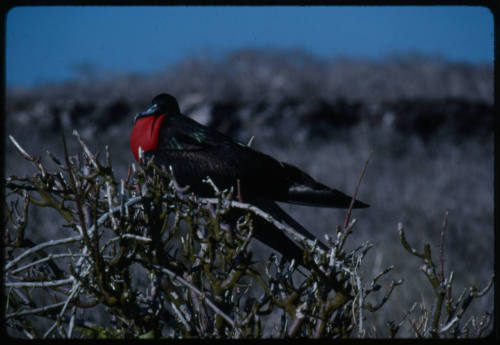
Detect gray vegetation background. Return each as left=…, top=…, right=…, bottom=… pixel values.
left=5, top=49, right=494, bottom=336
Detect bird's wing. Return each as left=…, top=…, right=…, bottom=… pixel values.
left=162, top=115, right=245, bottom=151
left=156, top=115, right=368, bottom=208
left=220, top=148, right=369, bottom=209
left=279, top=162, right=369, bottom=208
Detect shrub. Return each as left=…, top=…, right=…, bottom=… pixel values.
left=3, top=133, right=492, bottom=339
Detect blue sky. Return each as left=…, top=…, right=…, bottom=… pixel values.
left=6, top=6, right=494, bottom=88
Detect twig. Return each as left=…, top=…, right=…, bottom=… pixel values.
left=106, top=182, right=118, bottom=230
left=201, top=198, right=325, bottom=255
left=439, top=210, right=448, bottom=283
left=5, top=236, right=83, bottom=271
left=236, top=179, right=243, bottom=202
left=404, top=303, right=423, bottom=338
left=247, top=136, right=255, bottom=147
left=350, top=257, right=365, bottom=337
left=10, top=253, right=87, bottom=275
left=5, top=277, right=74, bottom=288
left=47, top=150, right=64, bottom=167
left=104, top=234, right=153, bottom=249
left=43, top=321, right=58, bottom=338
left=72, top=130, right=99, bottom=170
left=470, top=274, right=495, bottom=297
left=6, top=194, right=142, bottom=274
left=343, top=151, right=372, bottom=230
left=8, top=135, right=35, bottom=161
left=120, top=179, right=126, bottom=217
left=203, top=176, right=220, bottom=194
left=60, top=278, right=80, bottom=315
left=398, top=223, right=425, bottom=259
left=287, top=302, right=307, bottom=337
left=137, top=260, right=235, bottom=328
left=6, top=299, right=65, bottom=319
left=170, top=301, right=192, bottom=332
left=67, top=306, right=77, bottom=338
left=439, top=315, right=459, bottom=333
left=364, top=279, right=403, bottom=312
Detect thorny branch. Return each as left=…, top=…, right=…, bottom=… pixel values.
left=398, top=219, right=494, bottom=339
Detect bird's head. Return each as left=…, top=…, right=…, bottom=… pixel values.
left=134, top=93, right=181, bottom=123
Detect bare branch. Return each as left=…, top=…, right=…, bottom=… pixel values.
left=72, top=130, right=99, bottom=170
left=138, top=260, right=235, bottom=328
left=10, top=253, right=87, bottom=275
left=5, top=235, right=83, bottom=271
left=6, top=300, right=68, bottom=319
left=5, top=277, right=74, bottom=289
left=343, top=151, right=371, bottom=230
left=8, top=134, right=35, bottom=161
left=439, top=210, right=449, bottom=283
left=201, top=198, right=325, bottom=255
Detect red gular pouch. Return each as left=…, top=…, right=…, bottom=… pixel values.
left=130, top=114, right=166, bottom=162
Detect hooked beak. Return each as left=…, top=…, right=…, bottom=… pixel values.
left=134, top=103, right=159, bottom=123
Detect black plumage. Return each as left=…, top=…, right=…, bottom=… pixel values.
left=131, top=93, right=368, bottom=264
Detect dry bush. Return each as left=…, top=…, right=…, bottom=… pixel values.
left=3, top=133, right=493, bottom=339
left=4, top=133, right=397, bottom=338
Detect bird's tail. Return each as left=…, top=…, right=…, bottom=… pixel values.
left=286, top=187, right=369, bottom=208
left=281, top=162, right=369, bottom=208
left=251, top=199, right=328, bottom=250
left=223, top=199, right=328, bottom=266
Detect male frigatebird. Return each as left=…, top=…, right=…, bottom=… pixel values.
left=130, top=93, right=368, bottom=264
